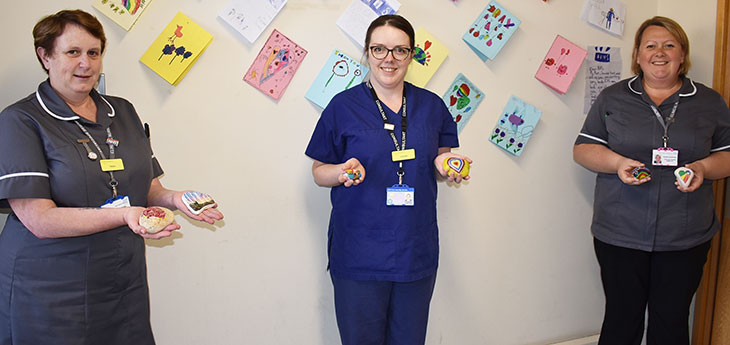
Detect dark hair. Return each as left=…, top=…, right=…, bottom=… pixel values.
left=631, top=16, right=691, bottom=76
left=33, top=9, right=106, bottom=73
left=364, top=14, right=415, bottom=55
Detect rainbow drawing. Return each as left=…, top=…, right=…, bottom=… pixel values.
left=122, top=0, right=141, bottom=15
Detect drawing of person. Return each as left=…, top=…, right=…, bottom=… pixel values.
left=606, top=8, right=615, bottom=30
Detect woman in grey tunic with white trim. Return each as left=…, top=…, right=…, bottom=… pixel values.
left=0, top=9, right=223, bottom=344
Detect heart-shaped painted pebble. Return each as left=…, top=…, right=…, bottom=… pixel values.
left=674, top=167, right=694, bottom=188
left=442, top=157, right=470, bottom=178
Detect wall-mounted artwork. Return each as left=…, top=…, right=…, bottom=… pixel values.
left=584, top=46, right=622, bottom=113
left=139, top=12, right=213, bottom=86
left=580, top=0, right=626, bottom=36
left=404, top=28, right=448, bottom=88
left=244, top=29, right=307, bottom=101
left=92, top=0, right=151, bottom=31
left=489, top=95, right=542, bottom=157
left=218, top=0, right=287, bottom=43
left=336, top=0, right=400, bottom=49
left=305, top=49, right=369, bottom=109
left=441, top=73, right=483, bottom=134
left=462, top=1, right=521, bottom=61
left=534, top=35, right=587, bottom=94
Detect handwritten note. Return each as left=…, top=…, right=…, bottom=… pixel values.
left=584, top=46, right=622, bottom=113
left=219, top=0, right=287, bottom=43
left=336, top=0, right=400, bottom=48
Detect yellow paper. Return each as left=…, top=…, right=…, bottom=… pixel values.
left=100, top=159, right=125, bottom=172
left=392, top=149, right=416, bottom=162
left=404, top=28, right=448, bottom=88
left=140, top=12, right=213, bottom=86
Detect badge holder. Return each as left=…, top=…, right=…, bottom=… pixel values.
left=652, top=147, right=678, bottom=167
left=386, top=184, right=414, bottom=206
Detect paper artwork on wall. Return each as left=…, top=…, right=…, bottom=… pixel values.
left=305, top=49, right=369, bottom=109
left=584, top=46, right=622, bottom=113
left=462, top=1, right=521, bottom=61
left=244, top=29, right=307, bottom=101
left=580, top=0, right=626, bottom=36
left=534, top=35, right=587, bottom=94
left=404, top=28, right=448, bottom=88
left=92, top=0, right=151, bottom=31
left=336, top=0, right=401, bottom=49
left=490, top=95, right=541, bottom=157
left=139, top=12, right=213, bottom=86
left=218, top=0, right=287, bottom=43
left=441, top=73, right=484, bottom=134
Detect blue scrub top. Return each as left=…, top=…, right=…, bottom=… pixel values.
left=306, top=82, right=458, bottom=282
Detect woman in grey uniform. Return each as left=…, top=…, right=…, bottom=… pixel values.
left=0, top=9, right=223, bottom=345
left=574, top=16, right=730, bottom=345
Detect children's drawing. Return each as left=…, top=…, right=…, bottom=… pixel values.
left=404, top=28, right=448, bottom=88
left=92, top=0, right=151, bottom=31
left=462, top=1, right=521, bottom=61
left=580, top=0, right=626, bottom=36
left=140, top=12, right=213, bottom=86
left=336, top=0, right=401, bottom=48
left=534, top=35, right=587, bottom=94
left=305, top=49, right=369, bottom=108
left=218, top=0, right=287, bottom=43
left=441, top=73, right=484, bottom=134
left=489, top=96, right=542, bottom=156
left=244, top=29, right=307, bottom=101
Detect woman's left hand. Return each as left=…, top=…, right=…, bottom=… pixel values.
left=676, top=162, right=705, bottom=193
left=434, top=152, right=472, bottom=183
left=173, top=190, right=224, bottom=224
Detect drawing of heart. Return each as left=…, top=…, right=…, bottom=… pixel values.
left=497, top=33, right=503, bottom=40
left=474, top=31, right=480, bottom=37
left=424, top=40, right=432, bottom=50
left=450, top=96, right=457, bottom=106
left=486, top=39, right=492, bottom=46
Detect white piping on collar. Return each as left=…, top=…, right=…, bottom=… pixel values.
left=627, top=76, right=697, bottom=97
left=35, top=91, right=115, bottom=121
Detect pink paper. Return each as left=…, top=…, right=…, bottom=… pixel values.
left=244, top=29, right=307, bottom=101
left=534, top=35, right=587, bottom=94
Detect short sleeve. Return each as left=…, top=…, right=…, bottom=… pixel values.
left=575, top=90, right=609, bottom=146
left=0, top=107, right=51, bottom=207
left=711, top=95, right=730, bottom=152
left=305, top=104, right=345, bottom=164
left=437, top=100, right=459, bottom=148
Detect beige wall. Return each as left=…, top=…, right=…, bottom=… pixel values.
left=0, top=0, right=717, bottom=344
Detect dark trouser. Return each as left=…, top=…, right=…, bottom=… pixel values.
left=330, top=273, right=437, bottom=345
left=594, top=238, right=711, bottom=345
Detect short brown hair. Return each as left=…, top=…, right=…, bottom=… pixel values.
left=33, top=9, right=106, bottom=73
left=364, top=15, right=415, bottom=55
left=631, top=16, right=691, bottom=76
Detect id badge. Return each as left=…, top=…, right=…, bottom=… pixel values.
left=100, top=158, right=125, bottom=172
left=101, top=195, right=131, bottom=208
left=386, top=184, right=414, bottom=206
left=652, top=148, right=678, bottom=167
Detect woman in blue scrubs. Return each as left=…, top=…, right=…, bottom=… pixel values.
left=0, top=10, right=223, bottom=345
left=306, top=15, right=471, bottom=345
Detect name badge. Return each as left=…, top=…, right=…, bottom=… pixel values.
left=386, top=184, right=414, bottom=207
left=391, top=149, right=415, bottom=162
left=100, top=158, right=125, bottom=172
left=652, top=148, right=678, bottom=167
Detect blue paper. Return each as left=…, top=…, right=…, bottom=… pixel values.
left=489, top=95, right=541, bottom=156
left=305, top=49, right=369, bottom=109
left=442, top=73, right=484, bottom=134
left=462, top=1, right=521, bottom=61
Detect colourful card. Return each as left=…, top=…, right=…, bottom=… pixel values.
left=218, top=0, right=287, bottom=43
left=580, top=0, right=626, bottom=36
left=442, top=73, right=484, bottom=134
left=490, top=95, right=542, bottom=156
left=244, top=29, right=307, bottom=101
left=534, top=35, right=587, bottom=94
left=305, top=49, right=369, bottom=109
left=404, top=28, right=448, bottom=88
left=139, top=12, right=213, bottom=86
left=92, top=0, right=152, bottom=31
left=462, top=1, right=521, bottom=61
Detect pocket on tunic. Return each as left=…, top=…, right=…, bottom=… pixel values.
left=11, top=255, right=86, bottom=342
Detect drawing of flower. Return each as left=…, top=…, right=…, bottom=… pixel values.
left=171, top=46, right=187, bottom=64
left=159, top=44, right=175, bottom=61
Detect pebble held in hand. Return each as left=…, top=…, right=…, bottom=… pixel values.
left=139, top=207, right=174, bottom=233
left=442, top=157, right=470, bottom=178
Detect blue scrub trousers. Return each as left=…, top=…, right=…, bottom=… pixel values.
left=331, top=273, right=437, bottom=345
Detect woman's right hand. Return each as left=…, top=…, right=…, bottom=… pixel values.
left=616, top=157, right=651, bottom=185
left=339, top=157, right=366, bottom=187
left=124, top=206, right=180, bottom=240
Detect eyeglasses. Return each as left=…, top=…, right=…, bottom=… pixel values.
left=368, top=45, right=412, bottom=61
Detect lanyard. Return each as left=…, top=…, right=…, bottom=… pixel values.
left=74, top=121, right=119, bottom=197
left=366, top=81, right=407, bottom=184
left=650, top=101, right=679, bottom=148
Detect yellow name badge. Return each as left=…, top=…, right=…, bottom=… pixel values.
left=392, top=149, right=416, bottom=162
left=100, top=159, right=125, bottom=172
